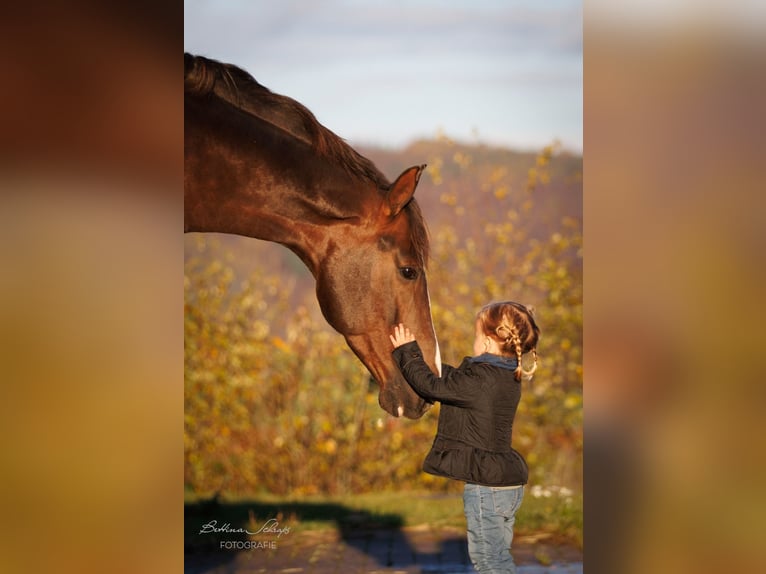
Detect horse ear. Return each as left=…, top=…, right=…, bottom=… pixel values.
left=386, top=164, right=426, bottom=217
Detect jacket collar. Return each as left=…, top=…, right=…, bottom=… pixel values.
left=469, top=353, right=518, bottom=371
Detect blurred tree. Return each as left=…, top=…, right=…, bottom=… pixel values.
left=184, top=140, right=582, bottom=496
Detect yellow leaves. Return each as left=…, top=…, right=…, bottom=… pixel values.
left=425, top=157, right=443, bottom=185
left=564, top=395, right=581, bottom=410
left=483, top=276, right=499, bottom=296
left=561, top=216, right=580, bottom=231
left=271, top=336, right=290, bottom=353
left=494, top=185, right=509, bottom=200
left=538, top=141, right=559, bottom=167
left=527, top=140, right=560, bottom=192
left=452, top=151, right=472, bottom=170
left=526, top=167, right=538, bottom=192
left=434, top=226, right=458, bottom=248
left=489, top=166, right=509, bottom=184
left=522, top=199, right=534, bottom=212
left=483, top=222, right=513, bottom=245
left=319, top=438, right=337, bottom=455
left=293, top=484, right=319, bottom=496
left=439, top=191, right=457, bottom=206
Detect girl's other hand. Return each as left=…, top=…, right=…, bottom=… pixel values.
left=390, top=323, right=416, bottom=348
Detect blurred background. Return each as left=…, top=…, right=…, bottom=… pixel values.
left=2, top=1, right=765, bottom=574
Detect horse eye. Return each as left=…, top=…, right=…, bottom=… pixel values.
left=399, top=267, right=419, bottom=281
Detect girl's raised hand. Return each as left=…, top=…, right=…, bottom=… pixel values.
left=389, top=323, right=416, bottom=348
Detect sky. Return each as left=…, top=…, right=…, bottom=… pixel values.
left=184, top=0, right=582, bottom=152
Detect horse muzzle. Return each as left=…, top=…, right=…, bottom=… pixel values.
left=377, top=374, right=432, bottom=419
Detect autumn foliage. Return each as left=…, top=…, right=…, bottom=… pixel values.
left=184, top=138, right=582, bottom=497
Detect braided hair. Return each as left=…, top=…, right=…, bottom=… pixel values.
left=477, top=301, right=540, bottom=382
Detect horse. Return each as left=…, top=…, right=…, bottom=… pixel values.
left=184, top=53, right=441, bottom=419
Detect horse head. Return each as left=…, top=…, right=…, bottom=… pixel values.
left=314, top=165, right=441, bottom=419
left=184, top=53, right=441, bottom=418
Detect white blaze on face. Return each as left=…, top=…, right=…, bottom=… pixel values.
left=427, top=286, right=443, bottom=376
left=434, top=339, right=442, bottom=377
left=397, top=405, right=404, bottom=418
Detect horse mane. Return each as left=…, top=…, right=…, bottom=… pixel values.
left=184, top=53, right=429, bottom=267
left=406, top=198, right=430, bottom=268
left=184, top=53, right=386, bottom=186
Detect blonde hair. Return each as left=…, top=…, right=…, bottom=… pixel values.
left=476, top=301, right=540, bottom=382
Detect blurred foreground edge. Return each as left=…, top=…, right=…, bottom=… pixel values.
left=584, top=5, right=766, bottom=574
left=0, top=3, right=183, bottom=574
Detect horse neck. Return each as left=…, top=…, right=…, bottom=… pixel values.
left=185, top=96, right=379, bottom=276
left=221, top=179, right=367, bottom=276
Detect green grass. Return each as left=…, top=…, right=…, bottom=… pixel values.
left=517, top=492, right=583, bottom=547
left=185, top=489, right=582, bottom=549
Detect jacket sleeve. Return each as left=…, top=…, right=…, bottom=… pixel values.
left=392, top=341, right=481, bottom=407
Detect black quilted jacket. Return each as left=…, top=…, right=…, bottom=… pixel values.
left=392, top=341, right=528, bottom=487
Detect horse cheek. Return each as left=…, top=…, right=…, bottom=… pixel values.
left=343, top=256, right=378, bottom=329
left=315, top=276, right=346, bottom=334
left=315, top=256, right=375, bottom=334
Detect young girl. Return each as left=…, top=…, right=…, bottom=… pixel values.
left=390, top=301, right=540, bottom=574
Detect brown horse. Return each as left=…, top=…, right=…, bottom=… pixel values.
left=184, top=53, right=440, bottom=418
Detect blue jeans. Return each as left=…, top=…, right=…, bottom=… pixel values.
left=463, top=483, right=525, bottom=573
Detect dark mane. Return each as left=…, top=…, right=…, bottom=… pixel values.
left=405, top=198, right=430, bottom=269
left=184, top=53, right=386, bottom=186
